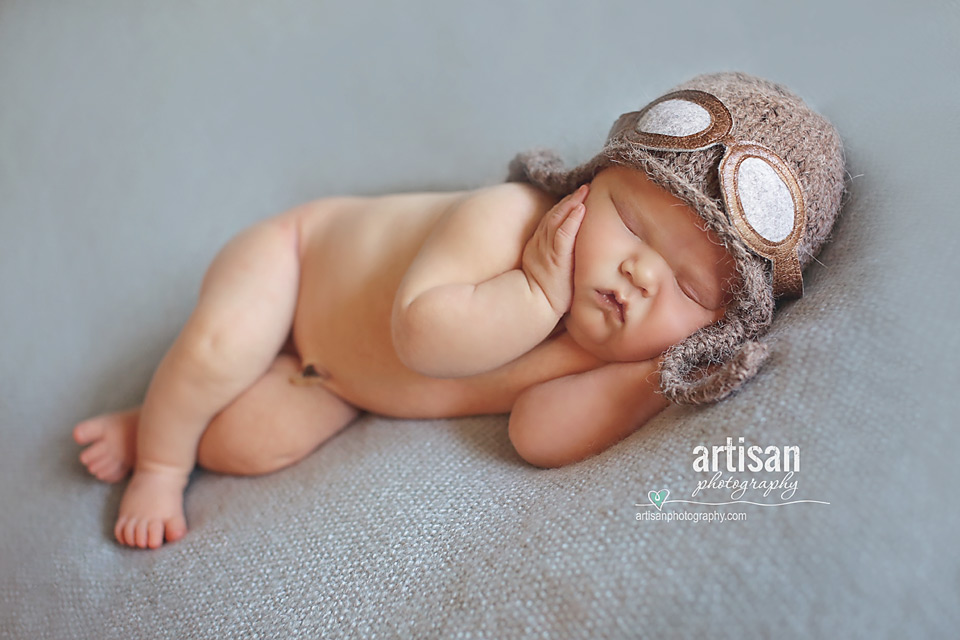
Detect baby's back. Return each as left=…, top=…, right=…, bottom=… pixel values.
left=289, top=185, right=602, bottom=418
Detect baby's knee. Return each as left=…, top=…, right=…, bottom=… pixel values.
left=177, top=314, right=280, bottom=381
left=197, top=412, right=292, bottom=476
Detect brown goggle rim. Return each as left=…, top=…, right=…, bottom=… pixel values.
left=613, top=89, right=807, bottom=299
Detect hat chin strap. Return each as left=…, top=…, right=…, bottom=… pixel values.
left=659, top=340, right=770, bottom=405
left=773, top=251, right=804, bottom=299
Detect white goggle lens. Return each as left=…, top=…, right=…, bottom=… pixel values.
left=635, top=99, right=712, bottom=138
left=736, top=156, right=795, bottom=243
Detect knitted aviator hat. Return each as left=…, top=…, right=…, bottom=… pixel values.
left=507, top=72, right=846, bottom=405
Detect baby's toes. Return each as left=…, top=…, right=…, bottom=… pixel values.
left=73, top=420, right=103, bottom=445
left=135, top=520, right=152, bottom=549
left=97, top=462, right=128, bottom=484
left=165, top=516, right=187, bottom=544
left=114, top=516, right=130, bottom=546
left=87, top=455, right=114, bottom=478
left=78, top=441, right=109, bottom=466
left=147, top=521, right=165, bottom=549
left=122, top=517, right=140, bottom=547
left=91, top=459, right=124, bottom=484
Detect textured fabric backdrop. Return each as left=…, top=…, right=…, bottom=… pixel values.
left=1, top=1, right=957, bottom=638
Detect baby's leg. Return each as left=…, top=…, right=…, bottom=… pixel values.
left=196, top=354, right=358, bottom=475
left=74, top=356, right=358, bottom=481
left=115, top=212, right=303, bottom=548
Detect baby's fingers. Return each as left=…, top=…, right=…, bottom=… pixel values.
left=568, top=183, right=590, bottom=204
left=553, top=202, right=585, bottom=252
left=551, top=184, right=589, bottom=219
left=542, top=184, right=588, bottom=237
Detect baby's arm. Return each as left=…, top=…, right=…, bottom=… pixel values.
left=392, top=185, right=588, bottom=378
left=507, top=358, right=670, bottom=468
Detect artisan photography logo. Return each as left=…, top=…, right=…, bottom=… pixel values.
left=635, top=437, right=829, bottom=522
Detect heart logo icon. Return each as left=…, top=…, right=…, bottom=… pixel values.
left=648, top=489, right=670, bottom=511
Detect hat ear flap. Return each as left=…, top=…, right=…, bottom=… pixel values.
left=508, top=148, right=611, bottom=198
left=659, top=334, right=770, bottom=406
left=507, top=149, right=573, bottom=196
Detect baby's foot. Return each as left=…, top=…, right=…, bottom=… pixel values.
left=73, top=408, right=138, bottom=483
left=115, top=468, right=189, bottom=549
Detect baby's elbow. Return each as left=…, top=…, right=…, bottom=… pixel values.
left=393, top=295, right=497, bottom=378
left=391, top=300, right=455, bottom=378
left=392, top=301, right=433, bottom=373
left=391, top=322, right=422, bottom=374
left=508, top=396, right=591, bottom=469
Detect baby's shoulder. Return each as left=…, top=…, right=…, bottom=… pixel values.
left=396, top=182, right=560, bottom=286
left=460, top=181, right=557, bottom=216
left=446, top=182, right=558, bottom=240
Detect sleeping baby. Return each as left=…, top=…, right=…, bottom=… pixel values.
left=72, top=72, right=846, bottom=548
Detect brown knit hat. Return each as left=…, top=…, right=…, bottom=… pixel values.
left=507, top=72, right=846, bottom=405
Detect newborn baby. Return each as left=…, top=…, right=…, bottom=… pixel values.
left=72, top=72, right=846, bottom=548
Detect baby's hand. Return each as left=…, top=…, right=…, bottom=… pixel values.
left=521, top=184, right=589, bottom=316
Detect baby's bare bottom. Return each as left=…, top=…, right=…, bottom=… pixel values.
left=75, top=208, right=358, bottom=549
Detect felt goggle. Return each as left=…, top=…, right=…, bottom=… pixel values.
left=611, top=89, right=807, bottom=299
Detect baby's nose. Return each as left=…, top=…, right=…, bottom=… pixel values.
left=620, top=256, right=658, bottom=297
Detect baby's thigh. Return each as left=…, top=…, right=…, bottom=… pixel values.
left=197, top=354, right=359, bottom=475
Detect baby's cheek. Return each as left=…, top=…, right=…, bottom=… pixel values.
left=710, top=306, right=727, bottom=325
left=650, top=296, right=705, bottom=348
left=570, top=257, right=588, bottom=289
left=687, top=295, right=726, bottom=329
left=675, top=301, right=724, bottom=343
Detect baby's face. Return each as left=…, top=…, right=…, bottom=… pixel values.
left=565, top=166, right=739, bottom=362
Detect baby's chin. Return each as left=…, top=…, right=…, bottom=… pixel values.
left=563, top=314, right=661, bottom=363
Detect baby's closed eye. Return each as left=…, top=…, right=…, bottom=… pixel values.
left=676, top=277, right=703, bottom=306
